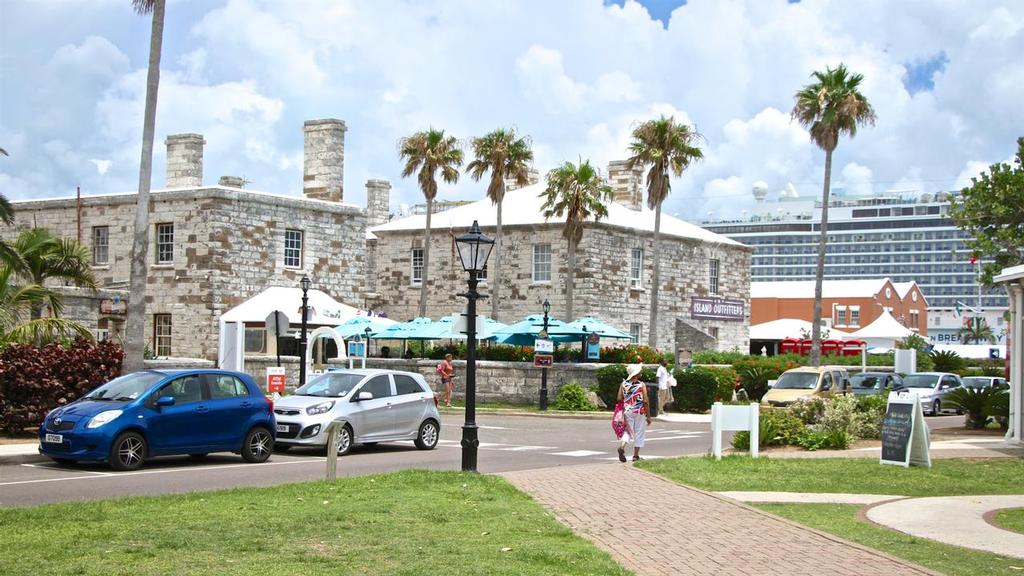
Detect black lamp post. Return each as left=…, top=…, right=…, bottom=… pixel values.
left=539, top=299, right=551, bottom=411
left=364, top=326, right=372, bottom=359
left=455, top=220, right=494, bottom=473
left=299, top=274, right=311, bottom=387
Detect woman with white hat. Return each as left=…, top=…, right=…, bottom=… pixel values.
left=617, top=363, right=651, bottom=462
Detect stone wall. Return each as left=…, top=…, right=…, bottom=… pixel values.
left=607, top=160, right=644, bottom=210
left=371, top=221, right=751, bottom=352
left=243, top=356, right=609, bottom=405
left=5, top=187, right=367, bottom=360
left=48, top=286, right=130, bottom=341
left=165, top=134, right=205, bottom=188
left=303, top=119, right=346, bottom=202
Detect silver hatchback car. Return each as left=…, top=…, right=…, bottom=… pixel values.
left=272, top=369, right=441, bottom=455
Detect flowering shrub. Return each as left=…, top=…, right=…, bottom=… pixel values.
left=599, top=345, right=672, bottom=365
left=789, top=398, right=826, bottom=425
left=0, top=339, right=124, bottom=434
left=673, top=368, right=719, bottom=413
left=552, top=383, right=597, bottom=411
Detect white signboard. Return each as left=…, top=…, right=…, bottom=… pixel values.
left=452, top=312, right=486, bottom=336
left=880, top=391, right=931, bottom=468
left=711, top=402, right=759, bottom=460
left=534, top=338, right=554, bottom=354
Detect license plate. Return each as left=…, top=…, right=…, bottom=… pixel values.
left=276, top=424, right=288, bottom=433
left=45, top=433, right=63, bottom=443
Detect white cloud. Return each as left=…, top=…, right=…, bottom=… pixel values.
left=839, top=162, right=874, bottom=197
left=515, top=45, right=588, bottom=114
left=89, top=159, right=112, bottom=175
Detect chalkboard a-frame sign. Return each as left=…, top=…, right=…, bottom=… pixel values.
left=880, top=391, right=932, bottom=468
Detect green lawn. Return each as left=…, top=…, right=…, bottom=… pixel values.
left=0, top=470, right=629, bottom=576
left=637, top=456, right=1024, bottom=496
left=994, top=508, right=1024, bottom=535
left=758, top=504, right=1024, bottom=576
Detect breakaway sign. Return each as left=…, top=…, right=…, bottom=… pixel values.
left=880, top=390, right=931, bottom=468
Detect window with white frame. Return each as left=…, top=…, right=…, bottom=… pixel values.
left=155, top=223, right=174, bottom=264
left=850, top=307, right=860, bottom=326
left=153, top=314, right=172, bottom=357
left=92, top=226, right=109, bottom=265
left=836, top=307, right=848, bottom=326
left=630, top=248, right=643, bottom=288
left=411, top=248, right=424, bottom=285
left=909, top=309, right=919, bottom=328
left=709, top=258, right=720, bottom=294
left=533, top=244, right=551, bottom=283
left=629, top=323, right=642, bottom=344
left=244, top=327, right=267, bottom=353
left=284, top=229, right=303, bottom=269
left=96, top=318, right=109, bottom=342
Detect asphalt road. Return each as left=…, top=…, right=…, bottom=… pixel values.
left=0, top=413, right=713, bottom=508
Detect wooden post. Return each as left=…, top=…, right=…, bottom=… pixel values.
left=325, top=421, right=341, bottom=480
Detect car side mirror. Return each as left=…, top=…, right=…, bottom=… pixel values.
left=357, top=391, right=373, bottom=401
left=155, top=396, right=175, bottom=407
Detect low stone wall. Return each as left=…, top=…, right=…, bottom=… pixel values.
left=242, top=355, right=609, bottom=405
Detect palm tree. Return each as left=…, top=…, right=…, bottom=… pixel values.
left=626, top=116, right=703, bottom=348
left=0, top=146, right=13, bottom=225
left=124, top=0, right=166, bottom=373
left=539, top=159, right=613, bottom=321
left=10, top=228, right=98, bottom=319
left=960, top=316, right=995, bottom=344
left=0, top=266, right=92, bottom=347
left=0, top=146, right=18, bottom=271
left=398, top=129, right=463, bottom=317
left=466, top=128, right=534, bottom=321
left=792, top=63, right=876, bottom=366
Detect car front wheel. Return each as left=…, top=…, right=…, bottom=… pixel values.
left=932, top=399, right=941, bottom=416
left=415, top=420, right=439, bottom=450
left=241, top=427, right=273, bottom=463
left=334, top=424, right=353, bottom=456
left=110, top=431, right=146, bottom=471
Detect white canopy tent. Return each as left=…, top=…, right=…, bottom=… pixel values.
left=218, top=287, right=361, bottom=371
left=850, top=310, right=916, bottom=348
left=749, top=318, right=853, bottom=341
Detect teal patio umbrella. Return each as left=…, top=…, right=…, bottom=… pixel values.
left=557, top=317, right=632, bottom=340
left=333, top=315, right=397, bottom=339
left=492, top=314, right=588, bottom=346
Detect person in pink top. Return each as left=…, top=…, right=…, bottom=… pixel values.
left=437, top=354, right=455, bottom=407
left=616, top=363, right=651, bottom=462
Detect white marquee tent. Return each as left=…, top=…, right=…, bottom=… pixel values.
left=749, top=318, right=853, bottom=342
left=850, top=310, right=916, bottom=348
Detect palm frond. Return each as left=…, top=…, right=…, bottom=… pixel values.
left=2, top=317, right=93, bottom=347
left=791, top=63, right=876, bottom=152
left=131, top=0, right=157, bottom=15
left=626, top=116, right=704, bottom=210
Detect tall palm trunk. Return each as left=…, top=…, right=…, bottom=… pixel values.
left=124, top=0, right=165, bottom=372
left=647, top=202, right=662, bottom=348
left=809, top=148, right=834, bottom=367
left=418, top=197, right=432, bottom=317
left=490, top=201, right=502, bottom=321
left=565, top=238, right=576, bottom=321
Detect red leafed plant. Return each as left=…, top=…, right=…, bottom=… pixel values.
left=0, top=339, right=124, bottom=435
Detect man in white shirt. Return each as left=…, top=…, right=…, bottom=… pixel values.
left=656, top=358, right=675, bottom=413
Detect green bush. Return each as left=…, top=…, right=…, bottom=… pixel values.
left=851, top=394, right=888, bottom=439
left=673, top=368, right=719, bottom=413
left=985, top=391, right=1010, bottom=430
left=789, top=398, right=826, bottom=425
left=594, top=364, right=627, bottom=408
left=599, top=345, right=672, bottom=365
left=795, top=428, right=851, bottom=451
left=692, top=350, right=749, bottom=365
left=929, top=350, right=965, bottom=373
left=552, top=383, right=597, bottom=411
left=731, top=408, right=805, bottom=450
left=813, top=394, right=858, bottom=436
left=697, top=366, right=739, bottom=403
left=945, top=386, right=996, bottom=429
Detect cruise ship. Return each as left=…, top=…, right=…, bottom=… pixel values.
left=700, top=184, right=1008, bottom=345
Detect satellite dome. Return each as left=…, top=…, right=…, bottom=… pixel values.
left=752, top=181, right=769, bottom=202
left=780, top=183, right=799, bottom=199
left=919, top=192, right=933, bottom=203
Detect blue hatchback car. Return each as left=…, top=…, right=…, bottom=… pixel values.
left=38, top=369, right=276, bottom=470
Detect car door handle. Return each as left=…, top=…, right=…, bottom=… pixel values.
left=240, top=401, right=252, bottom=408
left=196, top=406, right=209, bottom=414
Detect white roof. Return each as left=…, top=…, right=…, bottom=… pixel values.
left=994, top=264, right=1024, bottom=284
left=749, top=318, right=852, bottom=341
left=751, top=278, right=891, bottom=299
left=892, top=281, right=916, bottom=299
left=369, top=183, right=744, bottom=246
left=220, top=287, right=360, bottom=326
left=850, top=310, right=915, bottom=339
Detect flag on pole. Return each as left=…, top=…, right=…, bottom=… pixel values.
left=970, top=255, right=978, bottom=265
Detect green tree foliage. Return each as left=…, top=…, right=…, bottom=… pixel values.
left=466, top=128, right=534, bottom=321
left=398, top=129, right=463, bottom=317
left=540, top=159, right=612, bottom=320
left=950, top=137, right=1024, bottom=284
left=9, top=228, right=98, bottom=320
left=929, top=350, right=965, bottom=373
left=626, top=116, right=704, bottom=348
left=791, top=63, right=876, bottom=366
left=959, top=316, right=995, bottom=344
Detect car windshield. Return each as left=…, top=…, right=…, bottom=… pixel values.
left=83, top=372, right=165, bottom=401
left=902, top=374, right=939, bottom=388
left=294, top=373, right=363, bottom=397
left=774, top=372, right=820, bottom=390
left=850, top=374, right=882, bottom=390
left=962, top=377, right=990, bottom=387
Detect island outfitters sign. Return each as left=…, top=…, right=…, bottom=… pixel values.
left=690, top=297, right=745, bottom=321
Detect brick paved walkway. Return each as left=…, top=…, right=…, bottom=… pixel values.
left=502, top=463, right=937, bottom=576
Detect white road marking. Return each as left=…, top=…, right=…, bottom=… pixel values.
left=642, top=435, right=704, bottom=442
left=21, top=463, right=114, bottom=476
left=1, top=457, right=327, bottom=487
left=550, top=450, right=606, bottom=457
left=498, top=445, right=556, bottom=452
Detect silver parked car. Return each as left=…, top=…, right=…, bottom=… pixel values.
left=897, top=372, right=964, bottom=416
left=272, top=369, right=441, bottom=455
left=962, top=376, right=1008, bottom=391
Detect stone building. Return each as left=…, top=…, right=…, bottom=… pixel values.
left=367, top=167, right=753, bottom=353
left=5, top=118, right=387, bottom=360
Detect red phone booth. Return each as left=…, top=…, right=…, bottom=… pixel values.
left=779, top=338, right=801, bottom=355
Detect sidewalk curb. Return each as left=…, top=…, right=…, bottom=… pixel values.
left=0, top=448, right=47, bottom=465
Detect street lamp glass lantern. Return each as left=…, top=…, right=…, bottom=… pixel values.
left=300, top=274, right=311, bottom=292
left=455, top=220, right=494, bottom=273
left=542, top=299, right=551, bottom=315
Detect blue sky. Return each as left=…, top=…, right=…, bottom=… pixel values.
left=1, top=0, right=1021, bottom=219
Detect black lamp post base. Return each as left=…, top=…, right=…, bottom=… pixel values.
left=461, top=423, right=479, bottom=472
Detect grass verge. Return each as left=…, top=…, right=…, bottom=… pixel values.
left=757, top=504, right=1024, bottom=576
left=0, top=470, right=629, bottom=576
left=993, top=508, right=1024, bottom=535
left=636, top=456, right=1024, bottom=496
